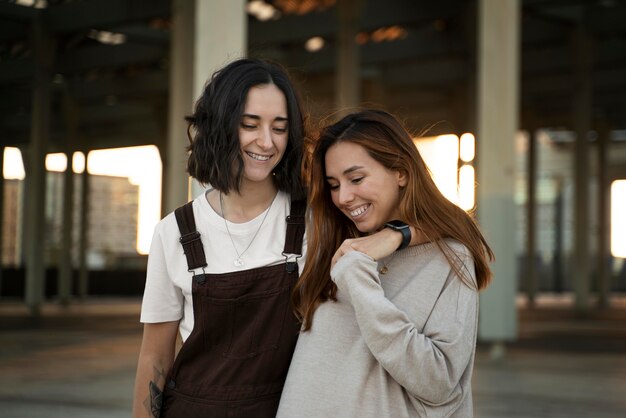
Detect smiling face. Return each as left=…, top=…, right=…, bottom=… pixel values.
left=324, top=141, right=407, bottom=234
left=238, top=83, right=289, bottom=188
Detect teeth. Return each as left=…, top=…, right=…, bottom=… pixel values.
left=247, top=152, right=271, bottom=161
left=350, top=205, right=369, bottom=217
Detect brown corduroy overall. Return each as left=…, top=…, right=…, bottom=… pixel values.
left=160, top=199, right=305, bottom=417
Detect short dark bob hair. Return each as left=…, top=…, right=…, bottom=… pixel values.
left=185, top=58, right=306, bottom=200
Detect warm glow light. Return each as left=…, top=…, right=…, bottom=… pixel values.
left=88, top=29, right=126, bottom=45
left=16, top=0, right=47, bottom=8
left=460, top=133, right=475, bottom=162
left=3, top=147, right=25, bottom=179
left=611, top=180, right=626, bottom=258
left=305, top=36, right=325, bottom=52
left=246, top=0, right=278, bottom=21
left=73, top=152, right=85, bottom=174
left=46, top=153, right=67, bottom=172
left=88, top=146, right=162, bottom=255
left=414, top=134, right=459, bottom=205
left=459, top=165, right=475, bottom=210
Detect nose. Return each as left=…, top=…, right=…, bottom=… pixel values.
left=256, top=125, right=273, bottom=150
left=337, top=184, right=354, bottom=206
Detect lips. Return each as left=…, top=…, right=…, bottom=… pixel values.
left=246, top=151, right=272, bottom=161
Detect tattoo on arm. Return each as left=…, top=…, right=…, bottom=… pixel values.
left=143, top=366, right=166, bottom=417
left=149, top=381, right=163, bottom=417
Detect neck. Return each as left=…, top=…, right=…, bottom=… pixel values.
left=221, top=179, right=278, bottom=223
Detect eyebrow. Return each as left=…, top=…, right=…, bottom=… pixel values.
left=325, top=165, right=364, bottom=180
left=242, top=113, right=288, bottom=122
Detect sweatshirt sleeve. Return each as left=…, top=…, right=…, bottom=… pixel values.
left=330, top=250, right=478, bottom=406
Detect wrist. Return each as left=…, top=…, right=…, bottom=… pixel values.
left=384, top=220, right=411, bottom=250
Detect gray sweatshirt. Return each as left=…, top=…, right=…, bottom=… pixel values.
left=277, top=240, right=478, bottom=418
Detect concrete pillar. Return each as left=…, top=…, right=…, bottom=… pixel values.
left=193, top=0, right=246, bottom=98
left=571, top=26, right=593, bottom=311
left=58, top=95, right=79, bottom=305
left=25, top=20, right=55, bottom=315
left=526, top=129, right=538, bottom=304
left=0, top=147, right=4, bottom=296
left=58, top=151, right=74, bottom=304
left=166, top=0, right=247, bottom=211
left=335, top=0, right=362, bottom=118
left=77, top=162, right=89, bottom=298
left=596, top=122, right=610, bottom=307
left=553, top=176, right=565, bottom=293
left=165, top=0, right=194, bottom=214
left=476, top=0, right=520, bottom=350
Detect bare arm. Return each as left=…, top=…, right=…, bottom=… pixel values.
left=132, top=321, right=179, bottom=418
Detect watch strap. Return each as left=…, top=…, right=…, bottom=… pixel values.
left=385, top=221, right=411, bottom=250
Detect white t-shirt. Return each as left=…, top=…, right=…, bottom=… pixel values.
left=140, top=190, right=306, bottom=341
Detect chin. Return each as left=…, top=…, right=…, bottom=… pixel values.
left=244, top=171, right=273, bottom=183
left=353, top=221, right=378, bottom=234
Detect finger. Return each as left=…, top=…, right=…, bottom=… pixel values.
left=331, top=252, right=341, bottom=268
left=332, top=247, right=344, bottom=264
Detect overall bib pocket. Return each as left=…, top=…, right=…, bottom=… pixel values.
left=202, top=284, right=291, bottom=359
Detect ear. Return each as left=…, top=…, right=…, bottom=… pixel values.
left=396, top=170, right=408, bottom=187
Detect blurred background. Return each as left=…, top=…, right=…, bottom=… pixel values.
left=1, top=0, right=625, bottom=417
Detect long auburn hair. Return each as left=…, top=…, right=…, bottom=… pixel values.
left=293, top=109, right=494, bottom=330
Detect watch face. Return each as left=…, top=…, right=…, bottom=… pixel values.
left=387, top=220, right=409, bottom=229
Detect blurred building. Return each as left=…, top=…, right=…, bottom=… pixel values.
left=515, top=129, right=626, bottom=292
left=85, top=174, right=139, bottom=268
left=2, top=173, right=139, bottom=269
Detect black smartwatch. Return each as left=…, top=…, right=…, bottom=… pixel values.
left=384, top=220, right=411, bottom=250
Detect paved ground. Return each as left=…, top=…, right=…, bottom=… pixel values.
left=0, top=296, right=625, bottom=418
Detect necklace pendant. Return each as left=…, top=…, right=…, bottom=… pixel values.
left=379, top=265, right=388, bottom=275
left=234, top=258, right=244, bottom=267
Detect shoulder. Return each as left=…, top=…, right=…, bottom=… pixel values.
left=443, top=239, right=472, bottom=260
left=147, top=212, right=176, bottom=249
left=400, top=239, right=476, bottom=289
left=153, top=197, right=204, bottom=240
left=442, top=239, right=477, bottom=289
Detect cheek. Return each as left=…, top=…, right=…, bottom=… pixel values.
left=238, top=130, right=251, bottom=147
left=277, top=136, right=288, bottom=154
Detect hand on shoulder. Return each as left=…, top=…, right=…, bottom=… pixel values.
left=330, top=226, right=429, bottom=269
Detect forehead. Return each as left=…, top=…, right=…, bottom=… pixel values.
left=325, top=141, right=378, bottom=173
left=243, top=83, right=287, bottom=115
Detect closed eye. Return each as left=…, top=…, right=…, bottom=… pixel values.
left=351, top=177, right=364, bottom=184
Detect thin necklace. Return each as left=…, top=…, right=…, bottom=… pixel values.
left=220, top=191, right=277, bottom=267
left=379, top=252, right=397, bottom=275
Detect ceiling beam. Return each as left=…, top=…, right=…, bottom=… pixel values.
left=67, top=70, right=168, bottom=101
left=44, top=0, right=170, bottom=33
left=0, top=2, right=37, bottom=22
left=0, top=43, right=165, bottom=85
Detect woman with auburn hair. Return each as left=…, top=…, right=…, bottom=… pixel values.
left=277, top=109, right=494, bottom=418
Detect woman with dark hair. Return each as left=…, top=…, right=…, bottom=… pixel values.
left=277, top=109, right=494, bottom=417
left=132, top=58, right=309, bottom=417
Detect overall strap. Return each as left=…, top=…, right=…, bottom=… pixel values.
left=283, top=199, right=306, bottom=273
left=174, top=202, right=208, bottom=282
